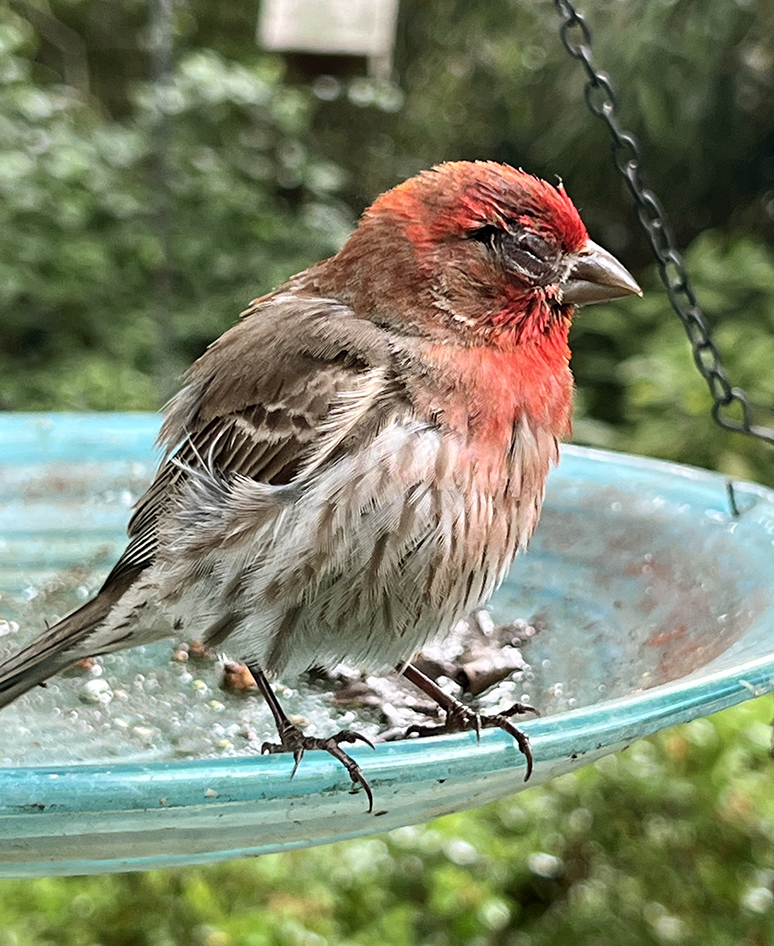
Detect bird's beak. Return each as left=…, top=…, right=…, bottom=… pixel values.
left=560, top=239, right=642, bottom=306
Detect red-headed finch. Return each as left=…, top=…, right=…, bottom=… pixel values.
left=0, top=162, right=640, bottom=809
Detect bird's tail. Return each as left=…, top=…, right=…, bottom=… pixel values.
left=0, top=594, right=117, bottom=710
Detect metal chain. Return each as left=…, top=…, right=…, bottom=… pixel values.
left=554, top=0, right=774, bottom=448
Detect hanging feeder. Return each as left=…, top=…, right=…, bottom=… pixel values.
left=1, top=413, right=773, bottom=877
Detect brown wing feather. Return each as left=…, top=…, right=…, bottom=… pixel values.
left=101, top=292, right=400, bottom=589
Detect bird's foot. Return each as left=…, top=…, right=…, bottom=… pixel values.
left=405, top=700, right=538, bottom=780
left=399, top=662, right=539, bottom=780
left=261, top=721, right=376, bottom=812
left=247, top=664, right=377, bottom=812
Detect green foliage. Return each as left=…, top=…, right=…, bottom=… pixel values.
left=3, top=0, right=774, bottom=473
left=0, top=2, right=351, bottom=409
left=316, top=0, right=774, bottom=256
left=571, top=231, right=774, bottom=487
left=0, top=699, right=772, bottom=945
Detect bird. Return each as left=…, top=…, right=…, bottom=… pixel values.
left=0, top=161, right=640, bottom=810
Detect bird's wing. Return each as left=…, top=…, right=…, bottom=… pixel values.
left=101, top=293, right=401, bottom=590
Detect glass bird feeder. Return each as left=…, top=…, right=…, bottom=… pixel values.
left=1, top=412, right=774, bottom=877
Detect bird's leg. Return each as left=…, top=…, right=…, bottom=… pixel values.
left=398, top=662, right=539, bottom=781
left=248, top=665, right=376, bottom=812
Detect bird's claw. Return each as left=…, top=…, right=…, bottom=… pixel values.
left=329, top=729, right=376, bottom=751
left=404, top=700, right=539, bottom=781
left=261, top=722, right=376, bottom=812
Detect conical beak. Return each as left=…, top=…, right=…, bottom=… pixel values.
left=560, top=239, right=642, bottom=306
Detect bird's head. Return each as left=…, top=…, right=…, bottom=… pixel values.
left=320, top=161, right=640, bottom=348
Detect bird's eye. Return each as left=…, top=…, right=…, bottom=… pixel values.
left=469, top=224, right=559, bottom=284
left=516, top=232, right=555, bottom=264
left=503, top=231, right=560, bottom=282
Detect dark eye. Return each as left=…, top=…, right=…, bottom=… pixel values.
left=469, top=225, right=560, bottom=284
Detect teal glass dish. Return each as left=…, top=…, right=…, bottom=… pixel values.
left=1, top=413, right=773, bottom=877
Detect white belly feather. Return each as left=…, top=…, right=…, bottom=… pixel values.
left=92, top=416, right=558, bottom=677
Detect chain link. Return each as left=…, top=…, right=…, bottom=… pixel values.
left=554, top=0, right=774, bottom=448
